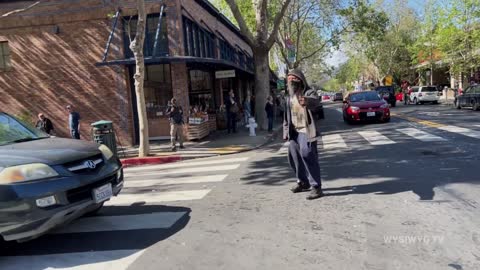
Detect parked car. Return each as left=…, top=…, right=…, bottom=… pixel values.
left=322, top=95, right=331, bottom=101
left=455, top=84, right=480, bottom=110
left=409, top=86, right=439, bottom=105
left=374, top=86, right=397, bottom=107
left=0, top=112, right=123, bottom=242
left=343, top=91, right=390, bottom=124
left=333, top=92, right=343, bottom=101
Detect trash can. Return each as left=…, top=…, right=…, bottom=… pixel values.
left=91, top=120, right=117, bottom=158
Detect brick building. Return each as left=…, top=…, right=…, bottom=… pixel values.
left=0, top=0, right=255, bottom=145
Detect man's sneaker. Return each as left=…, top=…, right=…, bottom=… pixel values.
left=306, top=187, right=324, bottom=200
left=290, top=183, right=310, bottom=193
left=179, top=145, right=185, bottom=149
left=171, top=146, right=177, bottom=152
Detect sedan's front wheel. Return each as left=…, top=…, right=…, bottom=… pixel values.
left=473, top=100, right=479, bottom=111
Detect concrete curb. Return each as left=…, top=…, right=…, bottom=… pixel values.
left=120, top=125, right=282, bottom=168
left=121, top=155, right=182, bottom=168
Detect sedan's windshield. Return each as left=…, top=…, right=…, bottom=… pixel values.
left=350, top=92, right=381, bottom=102
left=0, top=113, right=49, bottom=146
left=422, top=87, right=437, bottom=92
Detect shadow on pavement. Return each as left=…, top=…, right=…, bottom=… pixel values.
left=0, top=204, right=191, bottom=270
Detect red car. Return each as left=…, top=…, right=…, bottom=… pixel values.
left=343, top=91, right=391, bottom=124
left=322, top=95, right=331, bottom=101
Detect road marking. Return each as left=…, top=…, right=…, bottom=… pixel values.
left=124, top=174, right=228, bottom=188
left=392, top=113, right=444, bottom=128
left=336, top=108, right=343, bottom=113
left=0, top=250, right=145, bottom=270
left=438, top=125, right=480, bottom=139
left=124, top=164, right=241, bottom=177
left=474, top=124, right=480, bottom=128
left=358, top=130, right=396, bottom=145
left=54, top=212, right=187, bottom=234
left=277, top=142, right=290, bottom=153
left=125, top=157, right=249, bottom=173
left=107, top=189, right=211, bottom=205
left=397, top=128, right=446, bottom=142
left=321, top=134, right=347, bottom=149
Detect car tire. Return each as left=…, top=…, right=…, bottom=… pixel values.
left=455, top=99, right=461, bottom=109
left=432, top=101, right=439, bottom=105
left=383, top=117, right=391, bottom=123
left=473, top=101, right=479, bottom=111
left=414, top=98, right=418, bottom=105
left=84, top=202, right=105, bottom=217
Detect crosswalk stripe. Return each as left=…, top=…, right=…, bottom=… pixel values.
left=397, top=128, right=446, bottom=142
left=322, top=134, right=347, bottom=149
left=358, top=130, right=396, bottom=145
left=474, top=124, right=480, bottom=128
left=125, top=157, right=249, bottom=173
left=0, top=250, right=145, bottom=270
left=124, top=174, right=228, bottom=188
left=107, top=189, right=211, bottom=205
left=277, top=142, right=290, bottom=153
left=54, top=212, right=187, bottom=234
left=438, top=125, right=480, bottom=139
left=124, top=164, right=241, bottom=177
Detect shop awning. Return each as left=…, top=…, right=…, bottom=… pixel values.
left=96, top=55, right=254, bottom=75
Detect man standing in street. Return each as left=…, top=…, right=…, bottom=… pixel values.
left=284, top=69, right=324, bottom=200
left=35, top=113, right=54, bottom=135
left=166, top=98, right=185, bottom=151
left=66, top=105, right=81, bottom=139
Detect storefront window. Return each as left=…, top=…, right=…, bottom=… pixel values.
left=189, top=70, right=214, bottom=112
left=144, top=64, right=172, bottom=118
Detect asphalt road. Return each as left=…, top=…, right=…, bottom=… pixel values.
left=2, top=101, right=480, bottom=270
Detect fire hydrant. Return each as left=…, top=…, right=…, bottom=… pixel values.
left=246, top=117, right=257, bottom=136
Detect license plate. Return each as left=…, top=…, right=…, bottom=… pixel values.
left=93, top=183, right=113, bottom=203
left=367, top=112, right=376, bottom=117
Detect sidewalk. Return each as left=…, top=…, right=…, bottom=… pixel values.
left=120, top=121, right=282, bottom=167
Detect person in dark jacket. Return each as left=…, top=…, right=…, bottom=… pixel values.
left=35, top=113, right=54, bottom=135
left=284, top=69, right=324, bottom=200
left=66, top=105, right=81, bottom=139
left=265, top=95, right=274, bottom=132
left=166, top=98, right=185, bottom=151
left=224, top=89, right=238, bottom=133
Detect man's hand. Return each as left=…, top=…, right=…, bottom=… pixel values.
left=299, top=96, right=306, bottom=107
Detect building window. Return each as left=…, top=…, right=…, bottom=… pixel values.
left=189, top=70, right=214, bottom=110
left=0, top=41, right=11, bottom=71
left=124, top=14, right=168, bottom=58
left=144, top=64, right=173, bottom=119
left=183, top=17, right=215, bottom=58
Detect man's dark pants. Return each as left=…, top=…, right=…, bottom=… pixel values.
left=227, top=112, right=237, bottom=133
left=71, top=129, right=80, bottom=140
left=288, top=132, right=322, bottom=188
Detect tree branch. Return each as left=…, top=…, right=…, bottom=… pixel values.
left=224, top=0, right=255, bottom=46
left=266, top=0, right=293, bottom=49
left=1, top=1, right=41, bottom=17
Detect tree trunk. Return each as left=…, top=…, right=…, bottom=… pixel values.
left=130, top=0, right=149, bottom=157
left=253, top=49, right=270, bottom=130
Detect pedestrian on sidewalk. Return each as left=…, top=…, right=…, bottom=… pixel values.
left=265, top=95, right=274, bottom=133
left=284, top=69, right=324, bottom=200
left=66, top=105, right=81, bottom=139
left=243, top=93, right=252, bottom=127
left=225, top=89, right=238, bottom=133
left=166, top=98, right=185, bottom=151
left=35, top=113, right=54, bottom=135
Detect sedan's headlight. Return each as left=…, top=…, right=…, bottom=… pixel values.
left=350, top=106, right=360, bottom=112
left=99, top=144, right=114, bottom=160
left=0, top=163, right=59, bottom=184
left=380, top=103, right=389, bottom=109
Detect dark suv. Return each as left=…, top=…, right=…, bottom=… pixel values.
left=0, top=112, right=123, bottom=242
left=375, top=86, right=396, bottom=107
left=455, top=85, right=480, bottom=110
